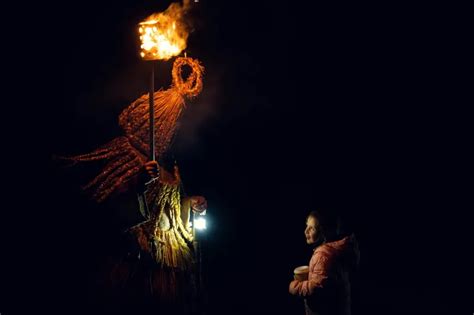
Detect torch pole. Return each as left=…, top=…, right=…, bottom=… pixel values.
left=149, top=62, right=155, bottom=161
left=192, top=212, right=200, bottom=313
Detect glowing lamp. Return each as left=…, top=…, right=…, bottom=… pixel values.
left=194, top=216, right=207, bottom=231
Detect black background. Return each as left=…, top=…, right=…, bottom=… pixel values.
left=1, top=1, right=472, bottom=314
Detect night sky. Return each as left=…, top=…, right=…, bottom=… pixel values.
left=1, top=1, right=471, bottom=315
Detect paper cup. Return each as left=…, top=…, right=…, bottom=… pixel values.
left=294, top=265, right=309, bottom=281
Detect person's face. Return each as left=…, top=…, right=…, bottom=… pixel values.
left=305, top=216, right=319, bottom=244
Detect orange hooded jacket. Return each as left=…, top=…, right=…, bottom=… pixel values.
left=289, top=234, right=360, bottom=315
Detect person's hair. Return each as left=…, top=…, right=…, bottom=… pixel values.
left=307, top=209, right=340, bottom=241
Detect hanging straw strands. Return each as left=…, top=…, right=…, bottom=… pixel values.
left=60, top=57, right=204, bottom=202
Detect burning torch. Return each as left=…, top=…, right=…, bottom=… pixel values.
left=138, top=4, right=188, bottom=163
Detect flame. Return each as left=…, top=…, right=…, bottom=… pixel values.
left=139, top=2, right=189, bottom=60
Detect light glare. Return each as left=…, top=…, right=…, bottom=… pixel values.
left=194, top=217, right=206, bottom=230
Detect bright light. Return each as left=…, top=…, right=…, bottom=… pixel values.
left=138, top=3, right=188, bottom=61
left=194, top=217, right=207, bottom=230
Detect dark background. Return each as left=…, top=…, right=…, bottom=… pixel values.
left=1, top=1, right=471, bottom=314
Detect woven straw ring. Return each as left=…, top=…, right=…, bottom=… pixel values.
left=172, top=57, right=204, bottom=98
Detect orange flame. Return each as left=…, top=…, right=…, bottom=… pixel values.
left=139, top=2, right=189, bottom=60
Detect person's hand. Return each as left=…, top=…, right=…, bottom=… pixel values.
left=289, top=279, right=299, bottom=295
left=144, top=160, right=159, bottom=181
left=189, top=196, right=207, bottom=214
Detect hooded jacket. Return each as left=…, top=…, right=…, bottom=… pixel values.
left=289, top=234, right=360, bottom=315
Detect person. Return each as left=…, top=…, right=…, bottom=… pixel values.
left=101, top=160, right=207, bottom=315
left=289, top=210, right=360, bottom=315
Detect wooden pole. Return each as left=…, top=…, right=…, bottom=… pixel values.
left=149, top=62, right=155, bottom=161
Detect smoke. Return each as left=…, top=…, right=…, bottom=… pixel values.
left=173, top=68, right=223, bottom=155
left=145, top=0, right=195, bottom=31
left=183, top=0, right=192, bottom=11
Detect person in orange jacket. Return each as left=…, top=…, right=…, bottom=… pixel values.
left=289, top=210, right=360, bottom=315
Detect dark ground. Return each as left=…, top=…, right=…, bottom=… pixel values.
left=1, top=1, right=472, bottom=314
